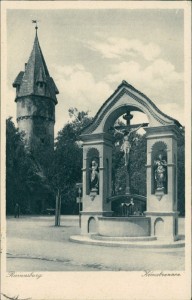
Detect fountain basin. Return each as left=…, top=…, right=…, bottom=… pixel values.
left=98, top=216, right=151, bottom=237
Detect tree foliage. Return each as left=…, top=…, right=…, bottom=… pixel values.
left=47, top=108, right=93, bottom=214
left=6, top=118, right=46, bottom=214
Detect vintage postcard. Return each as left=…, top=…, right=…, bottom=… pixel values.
left=1, top=1, right=191, bottom=300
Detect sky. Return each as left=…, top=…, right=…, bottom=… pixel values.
left=6, top=8, right=184, bottom=135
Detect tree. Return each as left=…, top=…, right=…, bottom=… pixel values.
left=48, top=108, right=92, bottom=215
left=6, top=109, right=92, bottom=216
left=6, top=118, right=46, bottom=214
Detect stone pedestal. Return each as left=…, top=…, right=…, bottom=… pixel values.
left=145, top=125, right=181, bottom=241
left=145, top=212, right=179, bottom=241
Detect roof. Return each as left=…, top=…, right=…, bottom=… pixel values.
left=13, top=32, right=59, bottom=103
left=81, top=80, right=182, bottom=134
left=13, top=71, right=24, bottom=87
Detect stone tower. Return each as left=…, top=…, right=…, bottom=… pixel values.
left=13, top=28, right=59, bottom=213
left=13, top=28, right=59, bottom=154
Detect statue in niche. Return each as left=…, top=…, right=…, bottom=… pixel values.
left=154, top=154, right=167, bottom=190
left=90, top=160, right=99, bottom=192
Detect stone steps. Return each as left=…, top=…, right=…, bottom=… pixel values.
left=70, top=235, right=185, bottom=249
left=91, top=234, right=157, bottom=242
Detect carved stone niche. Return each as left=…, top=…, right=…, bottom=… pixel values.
left=86, top=148, right=100, bottom=200
left=151, top=141, right=168, bottom=200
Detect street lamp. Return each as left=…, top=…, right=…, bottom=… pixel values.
left=76, top=183, right=82, bottom=227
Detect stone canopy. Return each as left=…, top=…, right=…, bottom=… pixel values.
left=82, top=80, right=182, bottom=136
left=80, top=80, right=183, bottom=243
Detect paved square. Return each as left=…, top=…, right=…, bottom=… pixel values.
left=7, top=216, right=185, bottom=272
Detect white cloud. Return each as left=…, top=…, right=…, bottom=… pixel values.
left=106, top=59, right=183, bottom=106
left=8, top=60, right=184, bottom=136
left=107, top=59, right=183, bottom=86
left=87, top=37, right=161, bottom=61
left=7, top=60, right=184, bottom=136
left=52, top=58, right=184, bottom=133
left=52, top=64, right=112, bottom=133
left=158, top=102, right=184, bottom=126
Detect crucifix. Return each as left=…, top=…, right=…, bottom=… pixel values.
left=114, top=110, right=148, bottom=196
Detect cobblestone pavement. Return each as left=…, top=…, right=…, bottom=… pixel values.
left=6, top=216, right=185, bottom=271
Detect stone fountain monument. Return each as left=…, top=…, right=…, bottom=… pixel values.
left=71, top=80, right=183, bottom=246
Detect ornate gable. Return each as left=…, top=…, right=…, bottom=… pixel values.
left=82, top=80, right=181, bottom=135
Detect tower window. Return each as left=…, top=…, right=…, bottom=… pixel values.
left=36, top=82, right=44, bottom=88
left=41, top=138, right=45, bottom=144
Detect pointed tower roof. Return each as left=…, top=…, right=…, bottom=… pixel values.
left=13, top=31, right=59, bottom=103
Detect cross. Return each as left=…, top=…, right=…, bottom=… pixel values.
left=113, top=110, right=148, bottom=164
left=114, top=110, right=148, bottom=134
left=112, top=110, right=148, bottom=196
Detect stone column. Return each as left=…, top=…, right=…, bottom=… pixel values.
left=144, top=125, right=181, bottom=241
left=80, top=133, right=113, bottom=235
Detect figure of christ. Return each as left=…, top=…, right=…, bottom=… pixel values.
left=114, top=123, right=145, bottom=166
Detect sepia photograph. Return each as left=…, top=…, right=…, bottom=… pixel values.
left=1, top=1, right=191, bottom=300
